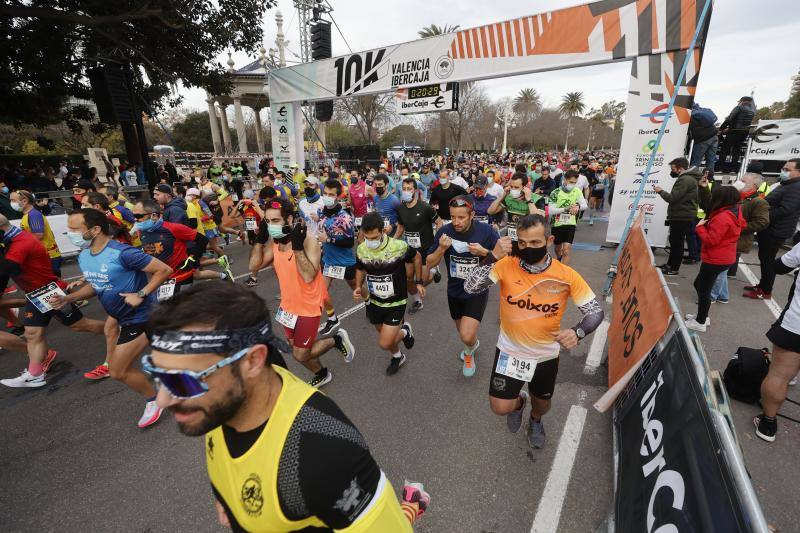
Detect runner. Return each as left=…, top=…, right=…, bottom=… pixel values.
left=548, top=170, right=587, bottom=265
left=185, top=187, right=233, bottom=279
left=355, top=212, right=420, bottom=374
left=348, top=169, right=369, bottom=236
left=298, top=176, right=324, bottom=225
left=51, top=208, right=174, bottom=427
left=153, top=184, right=190, bottom=226
left=465, top=214, right=604, bottom=448
left=145, top=282, right=429, bottom=531
left=429, top=168, right=467, bottom=222
left=11, top=189, right=62, bottom=275
left=469, top=175, right=498, bottom=228
left=249, top=197, right=355, bottom=387
left=425, top=196, right=512, bottom=377
left=0, top=215, right=105, bottom=388
left=395, top=177, right=442, bottom=313
left=371, top=174, right=401, bottom=235
left=487, top=172, right=545, bottom=241
left=316, top=178, right=358, bottom=336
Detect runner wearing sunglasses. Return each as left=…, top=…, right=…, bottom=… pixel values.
left=147, top=282, right=429, bottom=531
left=249, top=197, right=354, bottom=388
left=425, top=195, right=512, bottom=377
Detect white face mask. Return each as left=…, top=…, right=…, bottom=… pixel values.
left=10, top=201, right=21, bottom=212
left=365, top=236, right=383, bottom=249
left=509, top=189, right=522, bottom=198
left=779, top=169, right=791, bottom=181
left=563, top=183, right=576, bottom=192
left=322, top=195, right=337, bottom=208
left=440, top=177, right=449, bottom=185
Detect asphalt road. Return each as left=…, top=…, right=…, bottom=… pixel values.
left=0, top=217, right=795, bottom=532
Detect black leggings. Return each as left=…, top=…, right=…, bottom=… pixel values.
left=694, top=262, right=732, bottom=323
left=757, top=233, right=783, bottom=293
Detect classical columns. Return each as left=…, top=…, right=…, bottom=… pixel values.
left=206, top=96, right=223, bottom=155
left=253, top=108, right=265, bottom=153
left=219, top=105, right=233, bottom=153
left=233, top=97, right=248, bottom=154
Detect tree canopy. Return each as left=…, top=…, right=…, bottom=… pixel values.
left=0, top=0, right=274, bottom=131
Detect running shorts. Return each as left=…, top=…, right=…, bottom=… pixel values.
left=22, top=300, right=83, bottom=328
left=447, top=292, right=489, bottom=322
left=283, top=315, right=321, bottom=349
left=321, top=263, right=356, bottom=281
left=552, top=225, right=576, bottom=245
left=118, top=322, right=149, bottom=345
left=489, top=348, right=559, bottom=400
left=767, top=322, right=800, bottom=353
left=365, top=303, right=405, bottom=326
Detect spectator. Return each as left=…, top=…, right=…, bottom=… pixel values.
left=153, top=183, right=190, bottom=226
left=685, top=186, right=745, bottom=332
left=718, top=96, right=756, bottom=174
left=0, top=181, right=20, bottom=220
left=654, top=157, right=700, bottom=275
left=688, top=102, right=718, bottom=174
left=710, top=173, right=770, bottom=303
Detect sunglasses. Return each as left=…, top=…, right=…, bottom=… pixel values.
left=133, top=212, right=154, bottom=220
left=449, top=197, right=474, bottom=209
left=141, top=347, right=250, bottom=399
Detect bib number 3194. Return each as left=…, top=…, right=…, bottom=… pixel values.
left=496, top=351, right=537, bottom=382
left=275, top=308, right=298, bottom=328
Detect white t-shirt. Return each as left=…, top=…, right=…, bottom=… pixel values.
left=487, top=182, right=504, bottom=198
left=778, top=243, right=800, bottom=335
left=576, top=174, right=590, bottom=193
left=298, top=197, right=325, bottom=226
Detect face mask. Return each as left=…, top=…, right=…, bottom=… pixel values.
left=268, top=224, right=288, bottom=240
left=304, top=187, right=316, bottom=197
left=67, top=230, right=92, bottom=249
left=451, top=240, right=470, bottom=253
left=733, top=180, right=746, bottom=191
left=475, top=190, right=485, bottom=198
left=10, top=201, right=21, bottom=212
left=365, top=236, right=383, bottom=249
left=375, top=186, right=386, bottom=196
left=137, top=218, right=156, bottom=232
left=243, top=190, right=255, bottom=200
left=779, top=170, right=791, bottom=181
left=563, top=183, right=576, bottom=192
left=401, top=190, right=414, bottom=202
left=518, top=244, right=548, bottom=265
left=1, top=186, right=7, bottom=194
left=274, top=179, right=282, bottom=186
left=439, top=177, right=449, bottom=185
left=509, top=189, right=522, bottom=198
left=670, top=170, right=679, bottom=178
left=351, top=176, right=359, bottom=183
left=322, top=195, right=337, bottom=208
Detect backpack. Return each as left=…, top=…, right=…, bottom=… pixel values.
left=722, top=347, right=770, bottom=404
left=692, top=106, right=718, bottom=127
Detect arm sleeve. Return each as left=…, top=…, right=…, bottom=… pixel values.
left=191, top=232, right=209, bottom=259
left=776, top=244, right=800, bottom=275
left=465, top=262, right=498, bottom=294
left=119, top=245, right=155, bottom=271
left=574, top=298, right=605, bottom=335
left=0, top=258, right=22, bottom=292
left=26, top=210, right=46, bottom=234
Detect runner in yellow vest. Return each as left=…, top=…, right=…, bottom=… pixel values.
left=145, top=283, right=430, bottom=532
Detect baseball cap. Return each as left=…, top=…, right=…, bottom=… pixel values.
left=155, top=184, right=173, bottom=195
left=474, top=175, right=489, bottom=189
left=304, top=176, right=320, bottom=186
left=186, top=187, right=201, bottom=197
left=379, top=163, right=387, bottom=169
left=290, top=162, right=299, bottom=168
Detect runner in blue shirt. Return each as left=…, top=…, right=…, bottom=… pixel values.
left=317, top=178, right=358, bottom=337
left=426, top=195, right=511, bottom=377
left=372, top=174, right=401, bottom=235
left=54, top=208, right=174, bottom=428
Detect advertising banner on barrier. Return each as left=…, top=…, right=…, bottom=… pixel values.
left=268, top=1, right=709, bottom=103
left=607, top=215, right=672, bottom=388
left=747, top=118, right=800, bottom=161
left=395, top=83, right=459, bottom=115
left=269, top=102, right=304, bottom=175
left=615, top=331, right=751, bottom=532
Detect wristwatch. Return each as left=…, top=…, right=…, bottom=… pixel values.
left=573, top=327, right=586, bottom=341
left=136, top=289, right=148, bottom=299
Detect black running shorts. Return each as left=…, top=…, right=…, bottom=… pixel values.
left=489, top=348, right=559, bottom=400
left=552, top=225, right=576, bottom=245
left=447, top=292, right=488, bottom=322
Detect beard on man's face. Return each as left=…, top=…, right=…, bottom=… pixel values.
left=169, top=371, right=247, bottom=437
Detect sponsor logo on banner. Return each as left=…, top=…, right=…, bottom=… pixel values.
left=333, top=49, right=388, bottom=96
left=747, top=119, right=800, bottom=160
left=640, top=103, right=672, bottom=124
left=395, top=83, right=458, bottom=115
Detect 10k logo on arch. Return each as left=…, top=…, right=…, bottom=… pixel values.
left=333, top=49, right=387, bottom=96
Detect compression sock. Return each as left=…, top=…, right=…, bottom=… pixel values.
left=28, top=361, right=44, bottom=377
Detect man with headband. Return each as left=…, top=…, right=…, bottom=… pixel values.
left=147, top=281, right=430, bottom=531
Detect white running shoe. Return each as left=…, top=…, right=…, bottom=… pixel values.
left=686, top=314, right=710, bottom=326
left=137, top=400, right=163, bottom=428
left=685, top=318, right=707, bottom=333
left=0, top=369, right=46, bottom=388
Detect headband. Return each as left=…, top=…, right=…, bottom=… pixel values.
left=149, top=320, right=290, bottom=355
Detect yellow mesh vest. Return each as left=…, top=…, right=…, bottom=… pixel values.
left=206, top=365, right=411, bottom=532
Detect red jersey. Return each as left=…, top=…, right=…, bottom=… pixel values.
left=139, top=221, right=197, bottom=281
left=4, top=231, right=65, bottom=292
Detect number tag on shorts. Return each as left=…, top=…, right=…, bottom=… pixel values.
left=323, top=264, right=346, bottom=279
left=157, top=279, right=177, bottom=302
left=475, top=215, right=489, bottom=224
left=367, top=274, right=395, bottom=299
left=275, top=308, right=298, bottom=328
left=405, top=232, right=421, bottom=248
left=507, top=223, right=518, bottom=241
left=383, top=217, right=391, bottom=229
left=355, top=217, right=363, bottom=227
left=557, top=213, right=573, bottom=225
left=496, top=351, right=537, bottom=382
left=449, top=255, right=478, bottom=280
left=25, top=282, right=66, bottom=313
left=245, top=217, right=257, bottom=231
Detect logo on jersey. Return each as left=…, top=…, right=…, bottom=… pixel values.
left=241, top=474, right=264, bottom=516
left=505, top=295, right=560, bottom=313
left=207, top=436, right=214, bottom=460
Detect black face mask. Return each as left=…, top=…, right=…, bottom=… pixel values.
left=351, top=176, right=359, bottom=183
left=304, top=187, right=316, bottom=197
left=670, top=170, right=679, bottom=178
left=516, top=244, right=548, bottom=265
left=375, top=187, right=385, bottom=196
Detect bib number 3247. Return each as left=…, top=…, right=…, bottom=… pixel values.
left=496, top=351, right=537, bottom=382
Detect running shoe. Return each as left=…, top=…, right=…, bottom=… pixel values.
left=41, top=349, right=58, bottom=373
left=244, top=277, right=258, bottom=287
left=462, top=353, right=476, bottom=377
left=743, top=288, right=772, bottom=300
left=386, top=353, right=406, bottom=375
left=409, top=300, right=424, bottom=314
left=459, top=340, right=480, bottom=362
left=527, top=419, right=546, bottom=449
left=743, top=284, right=759, bottom=292
left=402, top=481, right=431, bottom=518
left=1, top=369, right=46, bottom=388
left=217, top=255, right=234, bottom=280
left=137, top=400, right=163, bottom=428
left=658, top=265, right=680, bottom=276
left=715, top=298, right=729, bottom=304
left=318, top=316, right=341, bottom=337
left=84, top=363, right=110, bottom=380
left=333, top=329, right=355, bottom=363
left=685, top=314, right=711, bottom=327
left=432, top=268, right=442, bottom=284
left=309, top=368, right=333, bottom=388
left=685, top=317, right=707, bottom=332
left=507, top=391, right=528, bottom=434
left=401, top=323, right=415, bottom=350
left=753, top=414, right=777, bottom=443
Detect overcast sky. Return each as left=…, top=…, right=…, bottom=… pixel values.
left=180, top=0, right=797, bottom=119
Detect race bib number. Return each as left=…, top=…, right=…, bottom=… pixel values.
left=323, top=264, right=346, bottom=279
left=231, top=193, right=239, bottom=202
left=367, top=274, right=395, bottom=299
left=496, top=351, right=537, bottom=382
left=405, top=232, right=421, bottom=248
left=475, top=215, right=489, bottom=224
left=245, top=217, right=257, bottom=231
left=383, top=217, right=391, bottom=229
left=25, top=282, right=66, bottom=313
left=507, top=224, right=517, bottom=241
left=157, top=279, right=177, bottom=302
left=557, top=213, right=573, bottom=225
left=355, top=217, right=363, bottom=227
left=275, top=308, right=298, bottom=329
left=449, top=255, right=479, bottom=280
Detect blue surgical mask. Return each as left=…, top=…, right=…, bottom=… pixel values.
left=401, top=190, right=414, bottom=202
left=322, top=195, right=337, bottom=208
left=268, top=224, right=287, bottom=239
left=779, top=169, right=791, bottom=181
left=67, top=231, right=92, bottom=249
left=137, top=218, right=156, bottom=232
left=1, top=186, right=8, bottom=194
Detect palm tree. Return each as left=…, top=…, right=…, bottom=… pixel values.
left=418, top=24, right=460, bottom=154
left=558, top=91, right=586, bottom=152
left=513, top=88, right=542, bottom=149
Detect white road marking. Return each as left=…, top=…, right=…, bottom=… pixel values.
left=338, top=302, right=366, bottom=319
left=530, top=404, right=588, bottom=533
left=738, top=262, right=782, bottom=319
left=583, top=320, right=610, bottom=374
